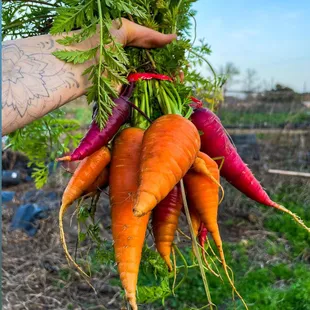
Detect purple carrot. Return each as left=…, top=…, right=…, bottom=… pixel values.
left=190, top=107, right=279, bottom=208
left=57, top=83, right=134, bottom=162
left=191, top=107, right=310, bottom=232
left=198, top=223, right=208, bottom=249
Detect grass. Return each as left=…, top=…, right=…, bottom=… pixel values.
left=219, top=111, right=310, bottom=128
left=161, top=183, right=310, bottom=310
left=62, top=99, right=92, bottom=126
left=55, top=179, right=310, bottom=309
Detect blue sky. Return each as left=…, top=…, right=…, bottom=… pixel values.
left=192, top=0, right=310, bottom=92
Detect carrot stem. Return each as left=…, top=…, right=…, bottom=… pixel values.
left=172, top=244, right=188, bottom=292
left=172, top=247, right=177, bottom=296
left=128, top=98, right=153, bottom=125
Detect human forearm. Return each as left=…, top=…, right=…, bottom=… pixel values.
left=2, top=18, right=176, bottom=136
left=2, top=31, right=97, bottom=136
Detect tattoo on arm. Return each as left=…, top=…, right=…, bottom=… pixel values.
left=2, top=39, right=85, bottom=135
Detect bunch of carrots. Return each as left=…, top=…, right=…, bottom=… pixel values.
left=57, top=74, right=309, bottom=310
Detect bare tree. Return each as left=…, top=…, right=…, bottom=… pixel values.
left=243, top=68, right=260, bottom=93
left=218, top=62, right=240, bottom=95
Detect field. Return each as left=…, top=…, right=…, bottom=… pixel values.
left=2, top=99, right=310, bottom=310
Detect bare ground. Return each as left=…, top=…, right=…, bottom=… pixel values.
left=2, top=131, right=310, bottom=309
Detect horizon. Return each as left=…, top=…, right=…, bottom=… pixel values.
left=193, top=0, right=310, bottom=93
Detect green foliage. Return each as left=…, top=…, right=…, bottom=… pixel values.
left=2, top=0, right=61, bottom=39
left=266, top=184, right=310, bottom=255
left=8, top=110, right=81, bottom=188
left=125, top=0, right=225, bottom=111
left=56, top=22, right=98, bottom=45
left=137, top=246, right=173, bottom=303
left=50, top=0, right=145, bottom=128
left=137, top=280, right=171, bottom=304
left=162, top=184, right=310, bottom=309
left=3, top=0, right=223, bottom=185
left=219, top=111, right=310, bottom=128
left=52, top=47, right=99, bottom=64
left=50, top=0, right=96, bottom=34
left=63, top=106, right=92, bottom=126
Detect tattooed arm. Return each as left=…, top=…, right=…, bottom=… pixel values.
left=2, top=18, right=176, bottom=136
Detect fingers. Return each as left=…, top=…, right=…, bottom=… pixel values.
left=124, top=19, right=177, bottom=48
left=129, top=31, right=177, bottom=49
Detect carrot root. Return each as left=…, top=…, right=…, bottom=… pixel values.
left=127, top=294, right=138, bottom=310
left=59, top=204, right=93, bottom=288
left=215, top=239, right=248, bottom=310
left=200, top=246, right=220, bottom=278
left=56, top=156, right=71, bottom=162
left=163, top=255, right=173, bottom=272
left=272, top=203, right=310, bottom=233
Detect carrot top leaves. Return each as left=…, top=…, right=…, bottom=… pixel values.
left=8, top=110, right=82, bottom=188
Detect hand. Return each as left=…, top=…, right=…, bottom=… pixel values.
left=91, top=18, right=177, bottom=91
left=90, top=18, right=177, bottom=51
left=110, top=18, right=177, bottom=48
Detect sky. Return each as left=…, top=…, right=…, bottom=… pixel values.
left=192, top=0, right=310, bottom=92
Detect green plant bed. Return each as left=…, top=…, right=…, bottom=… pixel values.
left=219, top=111, right=310, bottom=128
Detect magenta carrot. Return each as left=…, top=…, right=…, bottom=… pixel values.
left=57, top=84, right=134, bottom=162
left=198, top=224, right=221, bottom=278
left=191, top=107, right=310, bottom=232
left=198, top=223, right=207, bottom=250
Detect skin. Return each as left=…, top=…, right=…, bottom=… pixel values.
left=2, top=18, right=176, bottom=135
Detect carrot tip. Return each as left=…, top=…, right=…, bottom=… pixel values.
left=133, top=208, right=144, bottom=217
left=56, top=155, right=72, bottom=162
left=162, top=255, right=173, bottom=272
left=273, top=203, right=310, bottom=233
left=126, top=293, right=138, bottom=310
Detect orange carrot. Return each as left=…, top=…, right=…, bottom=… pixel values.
left=83, top=167, right=109, bottom=196
left=109, top=127, right=150, bottom=310
left=152, top=184, right=183, bottom=271
left=59, top=146, right=111, bottom=278
left=184, top=153, right=248, bottom=309
left=186, top=207, right=219, bottom=277
left=133, top=114, right=200, bottom=217
left=192, top=152, right=225, bottom=204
